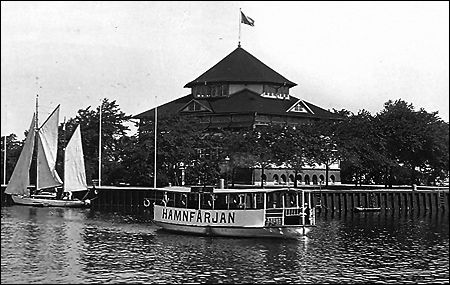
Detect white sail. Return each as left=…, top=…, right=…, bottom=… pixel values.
left=64, top=125, right=87, bottom=192
left=37, top=105, right=63, bottom=190
left=5, top=114, right=36, bottom=196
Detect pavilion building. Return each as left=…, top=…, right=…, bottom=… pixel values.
left=134, top=45, right=343, bottom=186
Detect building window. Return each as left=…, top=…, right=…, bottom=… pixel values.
left=304, top=175, right=310, bottom=185
left=330, top=175, right=336, bottom=184
left=193, top=84, right=229, bottom=97
left=263, top=84, right=278, bottom=94
left=195, top=147, right=223, bottom=160
left=273, top=174, right=279, bottom=184
left=312, top=175, right=318, bottom=185
left=296, top=174, right=302, bottom=184
left=293, top=104, right=306, bottom=112
left=289, top=174, right=294, bottom=183
left=186, top=101, right=205, bottom=112
left=222, top=84, right=229, bottom=96
left=319, top=175, right=325, bottom=184
left=281, top=174, right=287, bottom=184
left=196, top=148, right=205, bottom=159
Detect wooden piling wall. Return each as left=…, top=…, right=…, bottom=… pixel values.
left=313, top=189, right=449, bottom=214
left=74, top=187, right=450, bottom=214
left=2, top=186, right=449, bottom=214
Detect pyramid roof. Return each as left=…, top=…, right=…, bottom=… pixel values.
left=184, top=46, right=296, bottom=88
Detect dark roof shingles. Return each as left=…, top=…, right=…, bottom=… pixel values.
left=134, top=89, right=343, bottom=120
left=184, top=47, right=296, bottom=88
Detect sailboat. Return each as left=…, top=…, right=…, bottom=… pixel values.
left=5, top=101, right=93, bottom=207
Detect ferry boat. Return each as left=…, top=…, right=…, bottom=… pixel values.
left=150, top=186, right=316, bottom=239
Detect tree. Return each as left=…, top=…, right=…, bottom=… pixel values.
left=60, top=98, right=131, bottom=185
left=1, top=134, right=21, bottom=184
left=133, top=114, right=205, bottom=186
left=304, top=119, right=343, bottom=187
left=270, top=125, right=315, bottom=188
left=224, top=126, right=278, bottom=187
left=336, top=110, right=391, bottom=186
left=376, top=99, right=449, bottom=186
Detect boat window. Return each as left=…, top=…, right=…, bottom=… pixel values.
left=161, top=191, right=169, bottom=206
left=214, top=193, right=228, bottom=210
left=287, top=193, right=298, bottom=207
left=267, top=192, right=281, bottom=208
left=187, top=193, right=199, bottom=209
left=244, top=193, right=262, bottom=209
left=243, top=193, right=254, bottom=209
left=200, top=193, right=214, bottom=209
left=229, top=193, right=240, bottom=209
left=297, top=191, right=307, bottom=207
left=256, top=193, right=264, bottom=209
left=167, top=191, right=176, bottom=207
left=174, top=193, right=188, bottom=208
left=155, top=191, right=165, bottom=203
left=238, top=194, right=245, bottom=209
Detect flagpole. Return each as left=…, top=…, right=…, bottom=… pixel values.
left=238, top=8, right=241, bottom=47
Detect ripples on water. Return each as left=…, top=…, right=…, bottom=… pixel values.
left=1, top=206, right=448, bottom=284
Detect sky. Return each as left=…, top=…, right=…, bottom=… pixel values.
left=1, top=1, right=449, bottom=139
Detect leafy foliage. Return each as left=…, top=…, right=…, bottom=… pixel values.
left=2, top=98, right=448, bottom=187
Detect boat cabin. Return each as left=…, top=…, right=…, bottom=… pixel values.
left=153, top=186, right=315, bottom=226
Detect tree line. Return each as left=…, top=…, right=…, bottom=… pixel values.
left=1, top=98, right=449, bottom=188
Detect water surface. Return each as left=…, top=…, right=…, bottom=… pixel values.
left=1, top=206, right=448, bottom=284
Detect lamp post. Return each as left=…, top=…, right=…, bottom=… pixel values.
left=225, top=156, right=230, bottom=189
left=179, top=162, right=185, bottom=186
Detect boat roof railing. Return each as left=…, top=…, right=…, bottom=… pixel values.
left=155, top=186, right=314, bottom=194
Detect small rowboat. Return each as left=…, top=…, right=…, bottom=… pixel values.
left=354, top=206, right=381, bottom=212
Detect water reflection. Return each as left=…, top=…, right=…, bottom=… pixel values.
left=2, top=206, right=448, bottom=284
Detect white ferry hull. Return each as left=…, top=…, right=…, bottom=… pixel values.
left=154, top=220, right=311, bottom=239
left=153, top=204, right=313, bottom=239
left=11, top=195, right=90, bottom=208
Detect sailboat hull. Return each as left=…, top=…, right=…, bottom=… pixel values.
left=11, top=195, right=90, bottom=208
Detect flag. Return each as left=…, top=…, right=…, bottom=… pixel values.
left=241, top=11, right=254, bottom=27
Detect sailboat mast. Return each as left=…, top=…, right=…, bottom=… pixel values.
left=154, top=95, right=157, bottom=189
left=35, top=94, right=39, bottom=192
left=62, top=116, right=66, bottom=190
left=3, top=135, right=6, bottom=185
left=98, top=100, right=102, bottom=187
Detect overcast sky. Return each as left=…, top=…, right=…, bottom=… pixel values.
left=2, top=1, right=449, bottom=139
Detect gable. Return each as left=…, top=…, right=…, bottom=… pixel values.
left=179, top=99, right=213, bottom=113
left=286, top=100, right=315, bottom=115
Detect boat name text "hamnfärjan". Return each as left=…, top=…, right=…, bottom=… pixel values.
left=161, top=208, right=236, bottom=224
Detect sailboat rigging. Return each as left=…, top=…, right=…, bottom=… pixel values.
left=5, top=96, right=94, bottom=207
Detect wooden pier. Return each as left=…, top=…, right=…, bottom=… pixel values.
left=312, top=189, right=449, bottom=213
left=2, top=185, right=449, bottom=214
